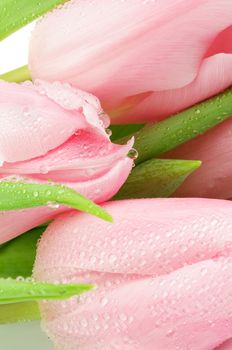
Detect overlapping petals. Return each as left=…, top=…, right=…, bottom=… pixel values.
left=0, top=80, right=133, bottom=243
left=34, top=199, right=232, bottom=350
left=29, top=0, right=232, bottom=123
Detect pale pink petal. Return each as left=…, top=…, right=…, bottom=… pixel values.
left=34, top=199, right=232, bottom=350
left=33, top=80, right=109, bottom=135
left=164, top=118, right=232, bottom=199
left=0, top=80, right=88, bottom=163
left=35, top=198, right=232, bottom=276
left=68, top=158, right=133, bottom=203
left=0, top=206, right=63, bottom=244
left=0, top=131, right=133, bottom=182
left=40, top=259, right=232, bottom=350
left=30, top=0, right=232, bottom=106
left=116, top=53, right=232, bottom=123
left=0, top=80, right=110, bottom=163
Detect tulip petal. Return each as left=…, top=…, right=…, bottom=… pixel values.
left=117, top=53, right=232, bottom=123
left=35, top=199, right=232, bottom=277
left=0, top=80, right=110, bottom=163
left=30, top=0, right=232, bottom=108
left=0, top=206, right=61, bottom=244
left=0, top=81, right=86, bottom=163
left=41, top=259, right=232, bottom=350
left=164, top=118, right=232, bottom=199
left=0, top=131, right=133, bottom=182
left=34, top=198, right=232, bottom=350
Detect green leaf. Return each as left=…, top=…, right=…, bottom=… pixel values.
left=0, top=227, right=45, bottom=279
left=0, top=182, right=113, bottom=222
left=0, top=278, right=93, bottom=304
left=0, top=0, right=70, bottom=41
left=0, top=302, right=40, bottom=324
left=118, top=87, right=232, bottom=164
left=0, top=65, right=31, bottom=83
left=114, top=159, right=201, bottom=199
left=110, top=124, right=144, bottom=142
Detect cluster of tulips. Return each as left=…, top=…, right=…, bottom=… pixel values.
left=0, top=0, right=232, bottom=349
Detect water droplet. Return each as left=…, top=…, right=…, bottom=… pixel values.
left=90, top=256, right=97, bottom=264
left=40, top=165, right=49, bottom=174
left=127, top=148, right=138, bottom=160
left=105, top=128, right=112, bottom=137
left=166, top=329, right=175, bottom=337
left=16, top=276, right=25, bottom=282
left=33, top=191, right=39, bottom=198
left=109, top=254, right=117, bottom=264
left=101, top=297, right=109, bottom=306
left=119, top=313, right=127, bottom=322
left=47, top=201, right=60, bottom=210
left=80, top=318, right=88, bottom=328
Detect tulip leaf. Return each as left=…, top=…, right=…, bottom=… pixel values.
left=114, top=159, right=201, bottom=200
left=0, top=278, right=93, bottom=304
left=0, top=302, right=40, bottom=324
left=0, top=65, right=31, bottom=83
left=0, top=182, right=112, bottom=222
left=118, top=87, right=232, bottom=164
left=0, top=227, right=45, bottom=279
left=0, top=0, right=70, bottom=41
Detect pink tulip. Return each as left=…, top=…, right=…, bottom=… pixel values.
left=0, top=80, right=133, bottom=243
left=29, top=0, right=232, bottom=123
left=164, top=118, right=232, bottom=199
left=34, top=198, right=232, bottom=350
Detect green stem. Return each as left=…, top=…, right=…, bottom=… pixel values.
left=119, top=87, right=232, bottom=165
left=0, top=65, right=31, bottom=83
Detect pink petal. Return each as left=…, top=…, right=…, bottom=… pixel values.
left=0, top=131, right=133, bottom=182
left=0, top=206, right=63, bottom=244
left=29, top=0, right=232, bottom=108
left=116, top=53, right=232, bottom=123
left=0, top=80, right=107, bottom=163
left=35, top=198, right=232, bottom=276
left=42, top=259, right=232, bottom=350
left=34, top=198, right=232, bottom=350
left=215, top=339, right=232, bottom=350
left=164, top=118, right=232, bottom=199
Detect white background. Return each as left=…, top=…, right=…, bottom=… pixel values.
left=0, top=23, right=53, bottom=350
left=0, top=23, right=35, bottom=74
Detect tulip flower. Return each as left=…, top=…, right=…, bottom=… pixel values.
left=0, top=79, right=133, bottom=243
left=34, top=198, right=232, bottom=350
left=29, top=0, right=232, bottom=123
left=164, top=118, right=232, bottom=199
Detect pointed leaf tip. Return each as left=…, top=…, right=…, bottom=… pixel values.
left=0, top=278, right=94, bottom=305
left=114, top=158, right=202, bottom=199
left=0, top=181, right=112, bottom=222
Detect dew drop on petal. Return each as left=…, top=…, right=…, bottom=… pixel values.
left=127, top=148, right=138, bottom=160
